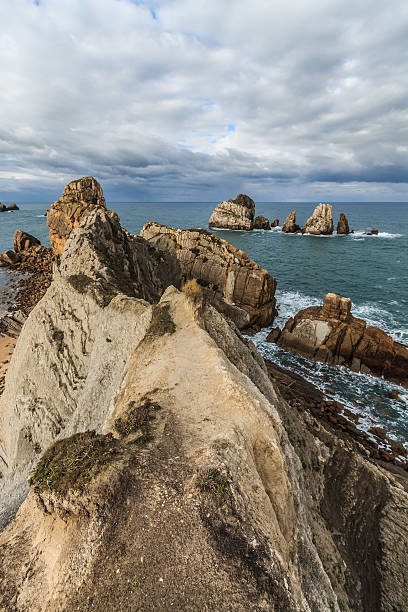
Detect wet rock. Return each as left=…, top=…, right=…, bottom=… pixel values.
left=271, top=218, right=279, bottom=227
left=266, top=327, right=281, bottom=343
left=365, top=228, right=379, bottom=236
left=387, top=391, right=401, bottom=401
left=253, top=215, right=271, bottom=230
left=273, top=292, right=408, bottom=388
left=208, top=194, right=255, bottom=231
left=141, top=222, right=277, bottom=330
left=304, top=203, right=333, bottom=235
left=369, top=426, right=387, bottom=440
left=47, top=176, right=106, bottom=255
left=336, top=213, right=350, bottom=235
left=14, top=230, right=41, bottom=252
left=282, top=210, right=301, bottom=233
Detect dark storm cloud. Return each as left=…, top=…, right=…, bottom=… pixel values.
left=0, top=0, right=407, bottom=202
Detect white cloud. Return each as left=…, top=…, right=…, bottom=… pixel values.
left=0, top=0, right=407, bottom=201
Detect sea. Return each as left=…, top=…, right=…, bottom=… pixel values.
left=1, top=201, right=407, bottom=447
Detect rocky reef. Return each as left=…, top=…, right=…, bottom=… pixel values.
left=0, top=180, right=407, bottom=611
left=282, top=210, right=301, bottom=233
left=47, top=176, right=106, bottom=255
left=268, top=292, right=408, bottom=388
left=208, top=193, right=255, bottom=230
left=141, top=222, right=277, bottom=329
left=304, top=203, right=334, bottom=235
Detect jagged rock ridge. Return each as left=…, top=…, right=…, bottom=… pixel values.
left=141, top=222, right=277, bottom=329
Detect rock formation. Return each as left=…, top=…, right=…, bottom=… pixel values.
left=47, top=176, right=106, bottom=255
left=304, top=204, right=333, bottom=235
left=0, top=203, right=19, bottom=212
left=271, top=218, right=279, bottom=227
left=208, top=194, right=255, bottom=231
left=141, top=222, right=276, bottom=329
left=282, top=210, right=301, bottom=233
left=365, top=228, right=379, bottom=236
left=13, top=230, right=41, bottom=253
left=253, top=215, right=271, bottom=230
left=0, top=202, right=407, bottom=610
left=268, top=292, right=408, bottom=388
left=336, top=213, right=350, bottom=235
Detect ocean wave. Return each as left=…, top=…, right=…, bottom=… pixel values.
left=351, top=230, right=403, bottom=239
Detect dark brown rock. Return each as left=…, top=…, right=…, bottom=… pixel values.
left=0, top=250, right=20, bottom=266
left=14, top=230, right=41, bottom=253
left=282, top=210, right=300, bottom=233
left=6, top=203, right=19, bottom=211
left=336, top=213, right=350, bottom=235
left=253, top=215, right=271, bottom=230
left=271, top=218, right=279, bottom=227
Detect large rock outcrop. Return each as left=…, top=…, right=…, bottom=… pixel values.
left=0, top=211, right=407, bottom=611
left=209, top=194, right=255, bottom=231
left=304, top=204, right=334, bottom=235
left=141, top=222, right=277, bottom=329
left=253, top=215, right=271, bottom=230
left=268, top=292, right=408, bottom=388
left=282, top=210, right=301, bottom=233
left=47, top=176, right=106, bottom=255
left=336, top=213, right=350, bottom=235
left=13, top=230, right=41, bottom=253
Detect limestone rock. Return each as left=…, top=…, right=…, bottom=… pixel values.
left=47, top=176, right=106, bottom=255
left=271, top=292, right=408, bottom=388
left=253, top=215, right=271, bottom=230
left=141, top=222, right=277, bottom=329
left=304, top=204, right=334, bottom=235
left=271, top=218, right=279, bottom=227
left=336, top=213, right=350, bottom=235
left=14, top=230, right=41, bottom=253
left=208, top=194, right=255, bottom=231
left=282, top=210, right=300, bottom=233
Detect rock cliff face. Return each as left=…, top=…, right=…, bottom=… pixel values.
left=209, top=194, right=255, bottom=230
left=336, top=213, right=350, bottom=235
left=269, top=292, right=408, bottom=388
left=47, top=176, right=106, bottom=255
left=253, top=215, right=271, bottom=230
left=141, top=222, right=277, bottom=329
left=304, top=204, right=334, bottom=235
left=0, top=211, right=407, bottom=611
left=282, top=210, right=300, bottom=233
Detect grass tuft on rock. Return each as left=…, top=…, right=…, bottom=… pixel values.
left=182, top=278, right=203, bottom=298
left=29, top=431, right=119, bottom=495
left=198, top=469, right=230, bottom=494
left=147, top=303, right=176, bottom=337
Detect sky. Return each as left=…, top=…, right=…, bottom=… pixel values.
left=0, top=0, right=407, bottom=202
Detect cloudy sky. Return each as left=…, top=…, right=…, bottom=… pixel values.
left=1, top=0, right=407, bottom=202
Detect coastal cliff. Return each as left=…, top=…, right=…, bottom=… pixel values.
left=0, top=183, right=407, bottom=610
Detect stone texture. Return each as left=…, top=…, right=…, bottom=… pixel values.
left=304, top=204, right=334, bottom=235
left=0, top=250, right=20, bottom=266
left=271, top=218, right=279, bottom=227
left=336, top=213, right=350, bottom=235
left=0, top=209, right=407, bottom=610
left=14, top=230, right=41, bottom=253
left=208, top=194, right=255, bottom=231
left=253, top=215, right=271, bottom=230
left=47, top=176, right=106, bottom=255
left=269, top=292, right=408, bottom=388
left=141, top=222, right=277, bottom=329
left=282, top=210, right=301, bottom=233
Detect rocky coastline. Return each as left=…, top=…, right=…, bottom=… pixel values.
left=0, top=177, right=407, bottom=610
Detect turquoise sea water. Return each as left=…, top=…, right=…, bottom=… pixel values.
left=1, top=201, right=407, bottom=446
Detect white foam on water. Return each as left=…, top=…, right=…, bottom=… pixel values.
left=351, top=230, right=403, bottom=239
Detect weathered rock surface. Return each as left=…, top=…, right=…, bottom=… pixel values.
left=304, top=204, right=334, bottom=235
left=208, top=194, right=255, bottom=231
left=271, top=218, right=279, bottom=227
left=253, top=215, right=271, bottom=230
left=336, top=213, right=350, bottom=235
left=47, top=176, right=106, bottom=255
left=0, top=210, right=407, bottom=611
left=269, top=292, right=408, bottom=388
left=282, top=210, right=301, bottom=233
left=13, top=230, right=41, bottom=253
left=141, top=222, right=277, bottom=329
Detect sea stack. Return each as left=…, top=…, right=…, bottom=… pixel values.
left=253, top=215, right=271, bottom=230
left=267, top=292, right=408, bottom=388
left=47, top=176, right=106, bottom=255
left=282, top=210, right=300, bottom=233
left=208, top=194, right=255, bottom=231
left=337, top=213, right=350, bottom=235
left=304, top=203, right=333, bottom=235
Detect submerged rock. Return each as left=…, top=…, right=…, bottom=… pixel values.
left=253, top=215, right=271, bottom=230
left=269, top=292, right=408, bottom=388
left=336, top=213, right=350, bottom=235
left=141, top=222, right=277, bottom=329
left=304, top=203, right=333, bottom=235
left=47, top=176, right=106, bottom=255
left=365, top=228, right=379, bottom=236
left=282, top=210, right=300, bottom=233
left=208, top=194, right=255, bottom=231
